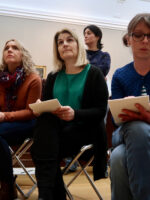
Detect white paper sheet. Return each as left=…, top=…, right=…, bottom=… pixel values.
left=29, top=99, right=61, bottom=114
left=108, top=95, right=150, bottom=125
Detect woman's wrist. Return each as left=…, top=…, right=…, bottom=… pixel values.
left=0, top=112, right=5, bottom=122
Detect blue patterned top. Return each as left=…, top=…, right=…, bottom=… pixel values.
left=111, top=62, right=150, bottom=99
left=86, top=49, right=111, bottom=77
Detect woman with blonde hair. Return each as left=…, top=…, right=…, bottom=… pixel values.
left=31, top=28, right=108, bottom=200
left=0, top=39, right=42, bottom=199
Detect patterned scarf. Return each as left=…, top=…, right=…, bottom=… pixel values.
left=0, top=66, right=25, bottom=111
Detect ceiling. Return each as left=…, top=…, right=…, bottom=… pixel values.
left=0, top=0, right=150, bottom=30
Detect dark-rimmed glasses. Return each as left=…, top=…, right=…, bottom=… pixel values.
left=130, top=32, right=150, bottom=42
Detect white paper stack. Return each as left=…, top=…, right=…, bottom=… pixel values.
left=29, top=99, right=61, bottom=114
left=108, top=95, right=150, bottom=125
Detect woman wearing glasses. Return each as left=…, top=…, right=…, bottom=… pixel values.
left=110, top=13, right=150, bottom=200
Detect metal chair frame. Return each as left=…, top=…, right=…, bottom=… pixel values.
left=10, top=142, right=104, bottom=199
left=10, top=138, right=37, bottom=199
left=62, top=144, right=104, bottom=200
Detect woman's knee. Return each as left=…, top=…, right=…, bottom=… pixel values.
left=112, top=127, right=123, bottom=148
left=110, top=144, right=126, bottom=171
left=121, top=121, right=150, bottom=142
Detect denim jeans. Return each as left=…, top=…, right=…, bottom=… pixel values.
left=110, top=121, right=150, bottom=200
left=0, top=120, right=36, bottom=183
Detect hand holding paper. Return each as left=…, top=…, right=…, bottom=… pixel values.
left=29, top=99, right=61, bottom=114
left=52, top=106, right=75, bottom=121
left=108, top=95, right=150, bottom=125
left=119, top=103, right=150, bottom=124
left=29, top=99, right=75, bottom=121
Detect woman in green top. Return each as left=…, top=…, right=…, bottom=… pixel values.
left=31, top=28, right=108, bottom=200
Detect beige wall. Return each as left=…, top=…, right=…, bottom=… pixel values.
left=0, top=15, right=133, bottom=79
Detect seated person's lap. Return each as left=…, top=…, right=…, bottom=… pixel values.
left=0, top=120, right=36, bottom=145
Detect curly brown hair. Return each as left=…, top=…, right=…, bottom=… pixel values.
left=0, top=39, right=37, bottom=76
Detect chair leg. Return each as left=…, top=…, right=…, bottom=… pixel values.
left=64, top=184, right=74, bottom=200
left=66, top=156, right=103, bottom=200
left=82, top=168, right=103, bottom=200
left=66, top=156, right=93, bottom=187
left=63, top=144, right=104, bottom=200
left=10, top=139, right=37, bottom=199
left=13, top=160, right=37, bottom=199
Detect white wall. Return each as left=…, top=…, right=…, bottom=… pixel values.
left=0, top=15, right=133, bottom=79
left=1, top=0, right=150, bottom=29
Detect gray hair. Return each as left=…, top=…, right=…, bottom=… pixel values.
left=123, top=13, right=150, bottom=46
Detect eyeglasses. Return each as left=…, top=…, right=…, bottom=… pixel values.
left=130, top=32, right=150, bottom=42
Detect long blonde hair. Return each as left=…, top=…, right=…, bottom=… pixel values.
left=52, top=28, right=88, bottom=73
left=0, top=39, right=37, bottom=76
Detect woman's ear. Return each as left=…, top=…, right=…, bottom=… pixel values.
left=123, top=33, right=130, bottom=47
left=96, top=36, right=100, bottom=42
left=126, top=35, right=131, bottom=47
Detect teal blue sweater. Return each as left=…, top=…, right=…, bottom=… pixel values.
left=111, top=62, right=150, bottom=99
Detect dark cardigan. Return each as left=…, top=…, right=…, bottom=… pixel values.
left=42, top=65, right=108, bottom=180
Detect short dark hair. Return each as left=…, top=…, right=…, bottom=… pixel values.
left=83, top=24, right=103, bottom=50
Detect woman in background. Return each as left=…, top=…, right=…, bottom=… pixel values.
left=110, top=13, right=150, bottom=200
left=83, top=24, right=111, bottom=77
left=31, top=28, right=108, bottom=200
left=0, top=39, right=42, bottom=200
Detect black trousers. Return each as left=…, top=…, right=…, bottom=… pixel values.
left=31, top=113, right=93, bottom=200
